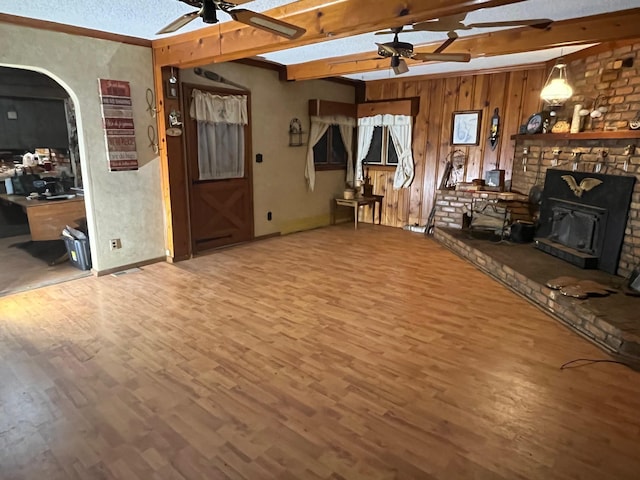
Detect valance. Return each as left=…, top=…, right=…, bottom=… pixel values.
left=190, top=89, right=248, bottom=125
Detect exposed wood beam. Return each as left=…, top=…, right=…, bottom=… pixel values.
left=365, top=61, right=547, bottom=86
left=152, top=0, right=526, bottom=68
left=285, top=8, right=640, bottom=81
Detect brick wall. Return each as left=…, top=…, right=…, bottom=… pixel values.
left=433, top=191, right=531, bottom=232
left=433, top=191, right=474, bottom=229
left=508, top=41, right=640, bottom=278
left=568, top=42, right=640, bottom=132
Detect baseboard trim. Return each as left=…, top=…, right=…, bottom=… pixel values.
left=254, top=232, right=281, bottom=241
left=166, top=253, right=192, bottom=263
left=95, top=256, right=166, bottom=276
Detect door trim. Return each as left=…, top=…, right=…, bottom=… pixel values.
left=181, top=82, right=254, bottom=254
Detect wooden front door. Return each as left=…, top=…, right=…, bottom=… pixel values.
left=183, top=84, right=254, bottom=253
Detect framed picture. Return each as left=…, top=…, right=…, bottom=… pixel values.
left=451, top=110, right=482, bottom=146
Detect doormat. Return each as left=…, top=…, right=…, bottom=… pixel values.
left=10, top=240, right=68, bottom=265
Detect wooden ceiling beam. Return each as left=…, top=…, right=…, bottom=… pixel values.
left=285, top=8, right=640, bottom=81
left=152, top=0, right=526, bottom=68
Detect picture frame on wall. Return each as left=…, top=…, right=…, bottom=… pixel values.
left=451, top=110, right=482, bottom=146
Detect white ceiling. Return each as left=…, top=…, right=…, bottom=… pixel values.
left=1, top=0, right=638, bottom=81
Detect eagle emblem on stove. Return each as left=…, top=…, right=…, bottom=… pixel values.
left=560, top=175, right=603, bottom=198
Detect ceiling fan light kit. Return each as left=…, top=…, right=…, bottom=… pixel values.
left=541, top=58, right=573, bottom=107
left=392, top=57, right=409, bottom=75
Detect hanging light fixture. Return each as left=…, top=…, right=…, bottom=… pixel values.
left=541, top=58, right=573, bottom=106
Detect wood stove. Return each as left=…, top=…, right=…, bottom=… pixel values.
left=535, top=170, right=635, bottom=274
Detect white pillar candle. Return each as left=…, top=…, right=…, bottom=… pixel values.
left=570, top=104, right=583, bottom=133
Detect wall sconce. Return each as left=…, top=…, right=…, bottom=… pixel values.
left=541, top=58, right=573, bottom=107
left=288, top=118, right=304, bottom=147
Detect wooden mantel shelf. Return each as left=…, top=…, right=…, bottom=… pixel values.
left=511, top=131, right=640, bottom=141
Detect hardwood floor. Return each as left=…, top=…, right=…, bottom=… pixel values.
left=1, top=225, right=639, bottom=480
left=0, top=234, right=90, bottom=297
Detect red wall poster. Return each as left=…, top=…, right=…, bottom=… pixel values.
left=98, top=79, right=139, bottom=171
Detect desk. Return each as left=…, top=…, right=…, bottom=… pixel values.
left=331, top=195, right=383, bottom=229
left=0, top=194, right=86, bottom=241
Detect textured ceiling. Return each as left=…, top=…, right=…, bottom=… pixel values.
left=1, top=0, right=638, bottom=80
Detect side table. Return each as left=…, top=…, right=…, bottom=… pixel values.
left=331, top=195, right=383, bottom=229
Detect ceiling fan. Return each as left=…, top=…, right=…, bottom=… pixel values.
left=372, top=27, right=471, bottom=75
left=411, top=12, right=553, bottom=33
left=157, top=0, right=306, bottom=39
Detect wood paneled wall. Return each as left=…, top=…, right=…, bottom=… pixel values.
left=364, top=67, right=547, bottom=227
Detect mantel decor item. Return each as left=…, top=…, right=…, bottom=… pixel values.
left=451, top=110, right=482, bottom=146
left=541, top=57, right=573, bottom=106
left=525, top=111, right=551, bottom=134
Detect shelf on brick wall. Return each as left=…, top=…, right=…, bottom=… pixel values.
left=510, top=131, right=640, bottom=141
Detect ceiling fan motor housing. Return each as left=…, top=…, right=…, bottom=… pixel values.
left=202, top=0, right=219, bottom=24
left=379, top=41, right=413, bottom=58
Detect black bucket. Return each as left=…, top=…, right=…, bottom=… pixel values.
left=510, top=221, right=536, bottom=243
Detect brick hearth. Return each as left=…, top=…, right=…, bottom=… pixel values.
left=434, top=227, right=640, bottom=365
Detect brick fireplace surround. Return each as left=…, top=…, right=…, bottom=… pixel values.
left=432, top=41, right=640, bottom=365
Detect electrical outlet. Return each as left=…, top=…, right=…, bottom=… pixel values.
left=110, top=238, right=122, bottom=250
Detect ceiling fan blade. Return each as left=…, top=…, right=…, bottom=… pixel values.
left=467, top=19, right=552, bottom=29
left=229, top=9, right=305, bottom=39
left=433, top=31, right=459, bottom=53
left=413, top=13, right=468, bottom=32
left=156, top=10, right=200, bottom=35
left=329, top=56, right=382, bottom=65
left=412, top=52, right=471, bottom=63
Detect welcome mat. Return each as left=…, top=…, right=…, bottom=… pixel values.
left=10, top=240, right=68, bottom=266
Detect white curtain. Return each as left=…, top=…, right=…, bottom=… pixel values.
left=190, top=89, right=248, bottom=180
left=356, top=114, right=414, bottom=190
left=356, top=116, right=377, bottom=183
left=305, top=115, right=355, bottom=191
left=338, top=122, right=354, bottom=186
left=304, top=117, right=330, bottom=192
left=388, top=115, right=415, bottom=189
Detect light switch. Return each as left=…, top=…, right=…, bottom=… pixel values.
left=7, top=111, right=17, bottom=120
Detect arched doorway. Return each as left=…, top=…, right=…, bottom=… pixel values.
left=0, top=66, right=90, bottom=296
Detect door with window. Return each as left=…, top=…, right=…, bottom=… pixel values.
left=183, top=84, right=253, bottom=252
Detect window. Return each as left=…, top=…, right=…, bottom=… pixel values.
left=364, top=126, right=398, bottom=166
left=313, top=125, right=347, bottom=170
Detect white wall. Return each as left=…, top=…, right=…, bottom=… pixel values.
left=0, top=23, right=165, bottom=272
left=181, top=63, right=355, bottom=235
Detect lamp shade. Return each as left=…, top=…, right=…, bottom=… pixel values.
left=541, top=59, right=573, bottom=106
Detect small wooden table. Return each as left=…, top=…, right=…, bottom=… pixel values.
left=331, top=195, right=383, bottom=229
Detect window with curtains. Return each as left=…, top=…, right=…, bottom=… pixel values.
left=356, top=114, right=414, bottom=190
left=312, top=125, right=348, bottom=170
left=364, top=126, right=398, bottom=166
left=305, top=115, right=355, bottom=192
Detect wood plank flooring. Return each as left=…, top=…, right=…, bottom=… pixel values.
left=1, top=225, right=639, bottom=480
left=0, top=234, right=89, bottom=297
